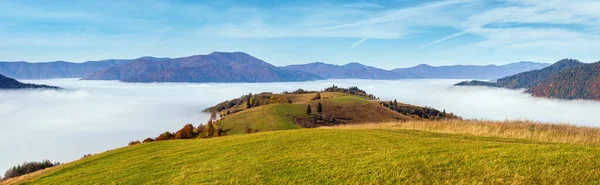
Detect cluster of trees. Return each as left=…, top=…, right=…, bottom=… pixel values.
left=302, top=102, right=334, bottom=128
left=455, top=80, right=499, bottom=87
left=282, top=88, right=317, bottom=94
left=245, top=93, right=291, bottom=109
left=381, top=100, right=459, bottom=120
left=129, top=121, right=224, bottom=146
left=323, top=85, right=378, bottom=100
left=2, top=160, right=60, bottom=180
left=306, top=103, right=323, bottom=115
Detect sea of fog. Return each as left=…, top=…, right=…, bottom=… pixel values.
left=2, top=78, right=600, bottom=173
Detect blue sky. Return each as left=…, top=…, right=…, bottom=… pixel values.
left=1, top=0, right=599, bottom=69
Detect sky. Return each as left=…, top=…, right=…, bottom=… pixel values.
left=1, top=0, right=600, bottom=68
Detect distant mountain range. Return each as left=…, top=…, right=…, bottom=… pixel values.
left=1, top=51, right=550, bottom=82
left=456, top=59, right=600, bottom=100
left=281, top=62, right=408, bottom=79
left=0, top=74, right=60, bottom=90
left=82, top=52, right=321, bottom=83
left=392, top=62, right=550, bottom=79
left=0, top=59, right=144, bottom=79
left=281, top=61, right=549, bottom=80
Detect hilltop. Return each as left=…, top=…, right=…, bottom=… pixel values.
left=0, top=74, right=60, bottom=90
left=82, top=52, right=321, bottom=83
left=204, top=86, right=458, bottom=135
left=8, top=120, right=600, bottom=184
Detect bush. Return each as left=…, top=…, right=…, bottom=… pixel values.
left=3, top=160, right=60, bottom=180
left=128, top=140, right=141, bottom=146
left=143, top=138, right=154, bottom=143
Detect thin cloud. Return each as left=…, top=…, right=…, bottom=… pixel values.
left=350, top=38, right=368, bottom=49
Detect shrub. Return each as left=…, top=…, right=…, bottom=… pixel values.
left=3, top=160, right=60, bottom=180
left=143, top=138, right=154, bottom=143
left=128, top=140, right=141, bottom=146
left=245, top=123, right=253, bottom=134
left=313, top=92, right=321, bottom=100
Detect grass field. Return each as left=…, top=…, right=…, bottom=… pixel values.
left=218, top=104, right=305, bottom=135
left=8, top=126, right=600, bottom=184
left=327, top=95, right=370, bottom=105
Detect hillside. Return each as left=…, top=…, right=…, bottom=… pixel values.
left=9, top=125, right=600, bottom=184
left=205, top=86, right=457, bottom=135
left=281, top=62, right=410, bottom=79
left=527, top=62, right=600, bottom=100
left=0, top=74, right=60, bottom=90
left=82, top=52, right=321, bottom=83
left=455, top=59, right=585, bottom=89
left=0, top=59, right=139, bottom=79
left=393, top=61, right=550, bottom=79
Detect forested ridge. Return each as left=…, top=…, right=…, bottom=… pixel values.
left=527, top=62, right=600, bottom=100
left=0, top=74, right=60, bottom=89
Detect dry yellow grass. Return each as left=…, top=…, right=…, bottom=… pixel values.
left=323, top=119, right=600, bottom=145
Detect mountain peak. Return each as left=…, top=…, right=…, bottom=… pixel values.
left=208, top=51, right=250, bottom=56
left=344, top=62, right=366, bottom=67
left=415, top=64, right=433, bottom=68
left=553, top=58, right=582, bottom=66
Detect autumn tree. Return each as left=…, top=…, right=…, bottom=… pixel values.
left=207, top=121, right=216, bottom=137
left=197, top=124, right=206, bottom=138
left=306, top=105, right=312, bottom=115
left=316, top=103, right=323, bottom=113
left=174, top=124, right=196, bottom=139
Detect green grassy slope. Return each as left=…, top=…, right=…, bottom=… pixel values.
left=327, top=95, right=370, bottom=105
left=13, top=129, right=600, bottom=184
left=218, top=95, right=410, bottom=135
left=219, top=104, right=305, bottom=135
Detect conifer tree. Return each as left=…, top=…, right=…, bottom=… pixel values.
left=317, top=103, right=322, bottom=113
left=306, top=105, right=312, bottom=115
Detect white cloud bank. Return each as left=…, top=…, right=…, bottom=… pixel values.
left=2, top=79, right=600, bottom=173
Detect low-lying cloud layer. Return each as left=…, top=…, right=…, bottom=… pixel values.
left=2, top=79, right=600, bottom=173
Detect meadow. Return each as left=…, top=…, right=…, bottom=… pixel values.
left=5, top=118, right=600, bottom=184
